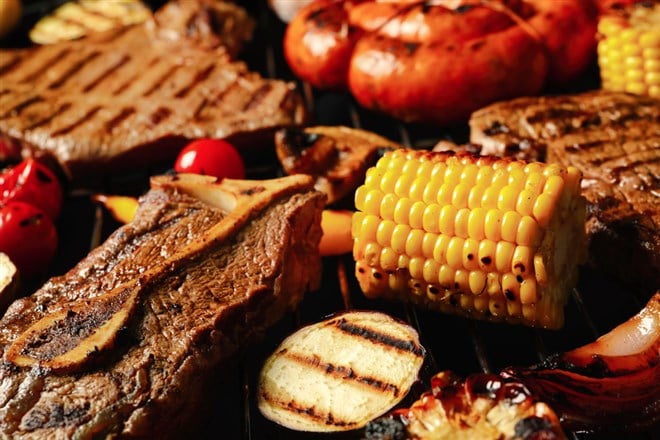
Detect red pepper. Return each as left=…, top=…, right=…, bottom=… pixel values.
left=0, top=159, right=63, bottom=220
left=0, top=201, right=58, bottom=277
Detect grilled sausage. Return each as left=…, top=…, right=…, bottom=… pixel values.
left=284, top=0, right=598, bottom=124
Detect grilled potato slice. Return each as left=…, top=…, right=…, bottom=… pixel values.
left=258, top=311, right=425, bottom=432
left=29, top=0, right=151, bottom=45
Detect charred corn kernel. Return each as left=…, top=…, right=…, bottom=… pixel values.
left=478, top=240, right=497, bottom=270
left=353, top=149, right=586, bottom=329
left=463, top=239, right=480, bottom=271
left=598, top=2, right=660, bottom=98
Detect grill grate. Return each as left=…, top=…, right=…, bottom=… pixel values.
left=4, top=1, right=655, bottom=439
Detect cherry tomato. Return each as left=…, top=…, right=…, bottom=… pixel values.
left=0, top=201, right=58, bottom=277
left=174, top=139, right=245, bottom=179
left=0, top=159, right=63, bottom=220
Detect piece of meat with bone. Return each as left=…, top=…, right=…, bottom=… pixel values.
left=469, top=90, right=660, bottom=292
left=0, top=0, right=305, bottom=183
left=0, top=173, right=324, bottom=438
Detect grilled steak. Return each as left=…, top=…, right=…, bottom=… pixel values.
left=0, top=173, right=324, bottom=438
left=469, top=91, right=660, bottom=292
left=0, top=0, right=305, bottom=182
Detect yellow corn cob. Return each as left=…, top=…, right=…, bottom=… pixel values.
left=352, top=149, right=587, bottom=329
left=598, top=1, right=660, bottom=98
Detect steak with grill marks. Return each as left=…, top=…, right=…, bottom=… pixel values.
left=469, top=91, right=660, bottom=292
left=0, top=0, right=305, bottom=182
left=0, top=173, right=324, bottom=438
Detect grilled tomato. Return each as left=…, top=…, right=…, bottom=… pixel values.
left=0, top=159, right=63, bottom=220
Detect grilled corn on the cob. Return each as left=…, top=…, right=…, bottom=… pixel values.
left=352, top=149, right=586, bottom=329
left=598, top=1, right=660, bottom=98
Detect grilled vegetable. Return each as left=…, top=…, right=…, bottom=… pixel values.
left=29, top=0, right=151, bottom=45
left=0, top=159, right=63, bottom=220
left=366, top=371, right=566, bottom=440
left=258, top=310, right=425, bottom=432
left=352, top=149, right=586, bottom=329
left=598, top=1, right=660, bottom=98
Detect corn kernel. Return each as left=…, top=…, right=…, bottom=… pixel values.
left=359, top=214, right=380, bottom=242
left=405, top=229, right=425, bottom=257
left=409, top=201, right=426, bottom=229
left=409, top=177, right=426, bottom=201
left=416, top=160, right=434, bottom=180
left=468, top=184, right=487, bottom=209
left=422, top=232, right=438, bottom=258
left=398, top=254, right=410, bottom=268
left=495, top=241, right=515, bottom=273
left=469, top=270, right=487, bottom=295
left=352, top=211, right=365, bottom=238
left=481, top=186, right=500, bottom=209
left=422, top=204, right=441, bottom=233
left=486, top=273, right=501, bottom=295
left=423, top=179, right=443, bottom=204
left=517, top=215, right=541, bottom=247
left=646, top=71, right=660, bottom=86
left=438, top=264, right=454, bottom=289
left=433, top=234, right=451, bottom=263
left=447, top=236, right=465, bottom=269
left=444, top=163, right=463, bottom=183
left=522, top=304, right=537, bottom=322
left=459, top=294, right=473, bottom=311
left=380, top=193, right=397, bottom=220
left=391, top=224, right=411, bottom=253
left=376, top=220, right=395, bottom=247
left=534, top=254, right=548, bottom=286
left=476, top=166, right=494, bottom=185
left=532, top=193, right=555, bottom=228
left=516, top=189, right=536, bottom=217
left=489, top=299, right=506, bottom=317
left=520, top=277, right=538, bottom=305
left=393, top=197, right=413, bottom=225
left=423, top=259, right=441, bottom=284
left=455, top=270, right=470, bottom=292
left=502, top=273, right=520, bottom=299
left=478, top=239, right=497, bottom=270
left=512, top=245, right=533, bottom=276
left=439, top=204, right=457, bottom=235
left=364, top=241, right=382, bottom=266
left=463, top=238, right=480, bottom=271
left=454, top=208, right=470, bottom=238
left=436, top=182, right=454, bottom=205
left=507, top=299, right=522, bottom=317
left=497, top=185, right=518, bottom=211
left=452, top=183, right=471, bottom=208
left=380, top=169, right=398, bottom=193
left=467, top=207, right=487, bottom=240
left=484, top=209, right=503, bottom=241
left=626, top=82, right=647, bottom=94
left=407, top=256, right=423, bottom=280
left=501, top=210, right=521, bottom=242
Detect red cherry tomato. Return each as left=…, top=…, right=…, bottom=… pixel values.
left=174, top=139, right=245, bottom=180
left=0, top=201, right=58, bottom=277
left=0, top=159, right=63, bottom=220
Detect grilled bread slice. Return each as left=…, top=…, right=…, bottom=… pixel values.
left=258, top=310, right=425, bottom=432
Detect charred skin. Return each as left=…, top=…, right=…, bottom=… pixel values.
left=284, top=0, right=598, bottom=124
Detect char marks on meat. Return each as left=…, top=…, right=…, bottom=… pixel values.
left=0, top=174, right=324, bottom=438
left=470, top=91, right=660, bottom=292
left=0, top=0, right=306, bottom=182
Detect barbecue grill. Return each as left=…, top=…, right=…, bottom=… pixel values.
left=3, top=1, right=657, bottom=439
